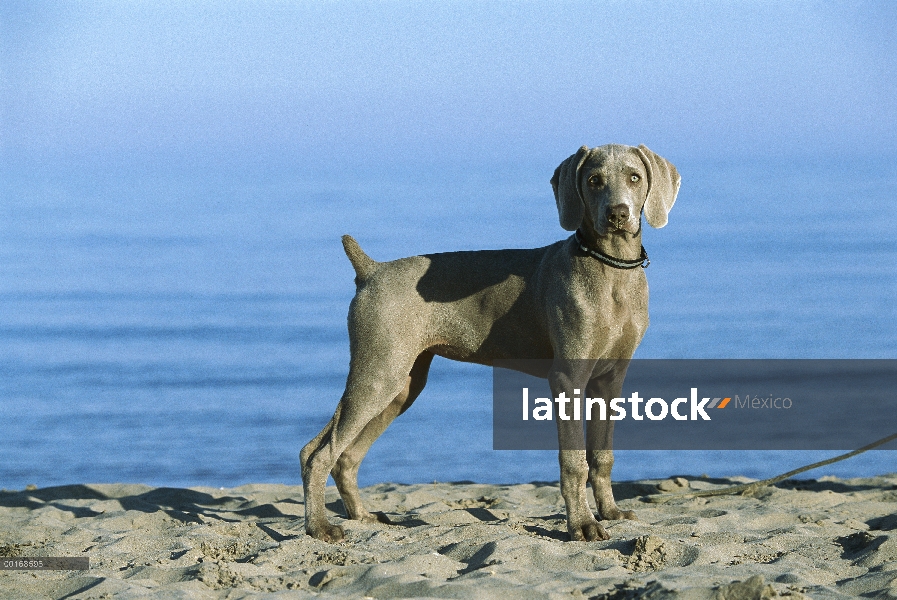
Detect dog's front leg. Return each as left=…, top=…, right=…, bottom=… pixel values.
left=550, top=361, right=609, bottom=541
left=585, top=448, right=637, bottom=522
left=557, top=448, right=608, bottom=541
left=586, top=371, right=637, bottom=523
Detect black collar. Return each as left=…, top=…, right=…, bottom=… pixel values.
left=573, top=230, right=650, bottom=269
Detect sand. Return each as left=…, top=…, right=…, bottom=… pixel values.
left=1, top=474, right=896, bottom=599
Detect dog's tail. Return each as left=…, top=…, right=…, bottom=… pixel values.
left=341, top=235, right=379, bottom=283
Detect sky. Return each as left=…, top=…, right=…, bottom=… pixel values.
left=2, top=1, right=896, bottom=178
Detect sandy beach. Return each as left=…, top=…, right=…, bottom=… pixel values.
left=1, top=474, right=896, bottom=599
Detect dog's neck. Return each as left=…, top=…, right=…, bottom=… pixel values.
left=576, top=219, right=644, bottom=263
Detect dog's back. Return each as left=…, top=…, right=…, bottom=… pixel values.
left=345, top=239, right=560, bottom=365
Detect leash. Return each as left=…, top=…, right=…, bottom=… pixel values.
left=643, top=430, right=897, bottom=503
left=574, top=230, right=650, bottom=269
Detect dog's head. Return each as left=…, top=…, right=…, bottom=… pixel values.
left=551, top=144, right=680, bottom=234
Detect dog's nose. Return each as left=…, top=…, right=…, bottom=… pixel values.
left=608, top=204, right=630, bottom=223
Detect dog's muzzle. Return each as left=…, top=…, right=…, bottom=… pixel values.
left=606, top=204, right=635, bottom=233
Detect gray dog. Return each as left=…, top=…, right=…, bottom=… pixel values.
left=301, top=144, right=680, bottom=542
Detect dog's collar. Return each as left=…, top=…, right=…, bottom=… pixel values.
left=573, top=230, right=650, bottom=269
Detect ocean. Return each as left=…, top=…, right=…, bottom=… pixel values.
left=1, top=156, right=895, bottom=489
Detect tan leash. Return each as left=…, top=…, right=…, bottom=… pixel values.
left=644, top=431, right=897, bottom=504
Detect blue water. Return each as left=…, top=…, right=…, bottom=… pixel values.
left=1, top=157, right=895, bottom=489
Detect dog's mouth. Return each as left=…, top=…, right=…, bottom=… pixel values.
left=607, top=216, right=628, bottom=231
left=604, top=216, right=638, bottom=235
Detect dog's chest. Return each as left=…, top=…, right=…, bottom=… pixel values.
left=584, top=277, right=648, bottom=348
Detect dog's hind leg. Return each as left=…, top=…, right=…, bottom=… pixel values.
left=301, top=346, right=420, bottom=542
left=331, top=351, right=434, bottom=522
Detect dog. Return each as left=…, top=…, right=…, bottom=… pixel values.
left=301, top=144, right=680, bottom=542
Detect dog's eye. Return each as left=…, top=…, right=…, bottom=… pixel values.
left=588, top=175, right=603, bottom=187
left=630, top=174, right=640, bottom=183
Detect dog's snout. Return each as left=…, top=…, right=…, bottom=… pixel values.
left=608, top=204, right=630, bottom=222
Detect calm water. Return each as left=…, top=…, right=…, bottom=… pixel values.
left=1, top=158, right=895, bottom=489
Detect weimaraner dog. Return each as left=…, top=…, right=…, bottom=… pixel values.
left=301, top=144, right=680, bottom=542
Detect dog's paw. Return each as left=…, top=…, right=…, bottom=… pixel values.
left=306, top=522, right=345, bottom=543
left=567, top=517, right=610, bottom=542
left=371, top=511, right=392, bottom=524
left=353, top=510, right=391, bottom=525
left=602, top=507, right=638, bottom=521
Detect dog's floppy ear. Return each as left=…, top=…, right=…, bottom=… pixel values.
left=551, top=145, right=591, bottom=231
left=635, top=144, right=681, bottom=228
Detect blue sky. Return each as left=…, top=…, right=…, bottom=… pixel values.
left=2, top=1, right=896, bottom=175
